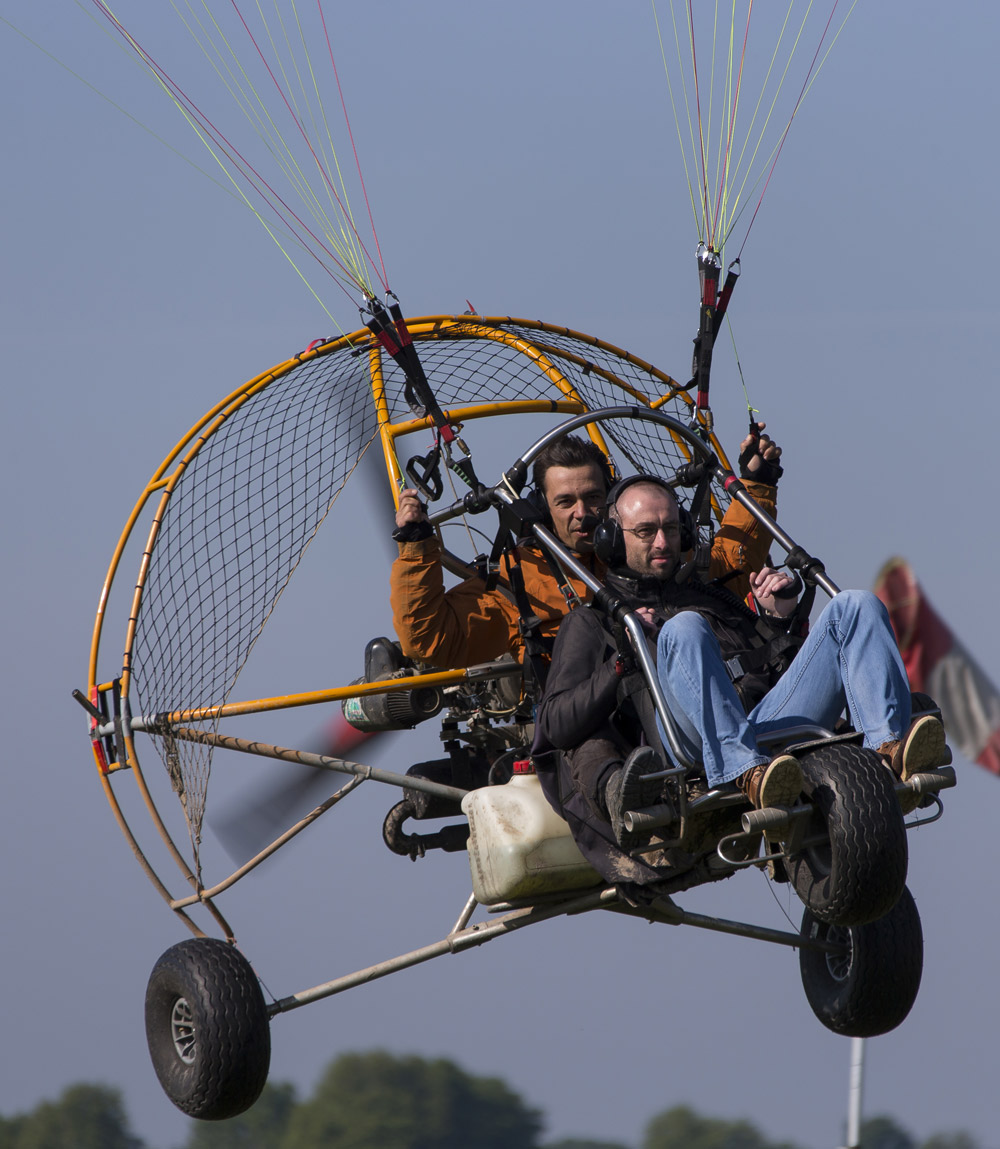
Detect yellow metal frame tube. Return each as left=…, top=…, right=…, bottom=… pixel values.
left=121, top=664, right=518, bottom=729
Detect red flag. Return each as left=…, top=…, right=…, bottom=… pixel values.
left=875, top=557, right=1000, bottom=776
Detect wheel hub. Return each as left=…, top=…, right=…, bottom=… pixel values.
left=824, top=925, right=855, bottom=982
left=170, top=996, right=197, bottom=1064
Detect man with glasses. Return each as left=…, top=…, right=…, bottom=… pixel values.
left=535, top=476, right=946, bottom=870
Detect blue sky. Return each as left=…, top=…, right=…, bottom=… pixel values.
left=3, top=4, right=999, bottom=1147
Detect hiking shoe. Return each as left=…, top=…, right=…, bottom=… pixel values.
left=736, top=754, right=802, bottom=810
left=878, top=715, right=948, bottom=781
left=878, top=715, right=949, bottom=814
left=604, top=746, right=664, bottom=849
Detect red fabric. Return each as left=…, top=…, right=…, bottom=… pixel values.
left=977, top=729, right=1000, bottom=777
left=874, top=557, right=953, bottom=691
left=875, top=556, right=1000, bottom=776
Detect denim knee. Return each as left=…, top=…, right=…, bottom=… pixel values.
left=657, top=610, right=716, bottom=657
left=822, top=588, right=889, bottom=628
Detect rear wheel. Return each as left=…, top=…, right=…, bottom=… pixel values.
left=784, top=742, right=906, bottom=926
left=145, top=938, right=270, bottom=1120
left=800, top=886, right=922, bottom=1037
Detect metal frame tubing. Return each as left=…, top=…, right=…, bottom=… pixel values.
left=266, top=885, right=847, bottom=1018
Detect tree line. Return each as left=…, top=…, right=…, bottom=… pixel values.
left=0, top=1051, right=986, bottom=1149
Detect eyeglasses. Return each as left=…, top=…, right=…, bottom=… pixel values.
left=621, top=522, right=681, bottom=541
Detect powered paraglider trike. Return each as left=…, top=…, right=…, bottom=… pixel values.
left=75, top=313, right=955, bottom=1120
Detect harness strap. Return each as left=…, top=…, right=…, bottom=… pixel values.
left=722, top=631, right=802, bottom=682
left=502, top=548, right=553, bottom=696
left=687, top=466, right=716, bottom=575
left=536, top=542, right=582, bottom=610
left=480, top=539, right=554, bottom=697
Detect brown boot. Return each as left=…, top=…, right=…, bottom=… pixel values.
left=878, top=715, right=949, bottom=815
left=878, top=715, right=948, bottom=782
left=736, top=754, right=802, bottom=809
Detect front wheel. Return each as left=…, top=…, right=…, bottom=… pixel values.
left=799, top=886, right=923, bottom=1037
left=784, top=742, right=906, bottom=926
left=145, top=938, right=271, bottom=1120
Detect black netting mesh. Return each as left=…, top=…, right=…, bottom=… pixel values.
left=130, top=348, right=376, bottom=863
left=124, top=318, right=728, bottom=870
left=380, top=319, right=679, bottom=413
left=373, top=319, right=714, bottom=479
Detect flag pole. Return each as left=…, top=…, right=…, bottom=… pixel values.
left=845, top=1036, right=866, bottom=1148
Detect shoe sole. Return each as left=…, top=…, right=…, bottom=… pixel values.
left=756, top=755, right=803, bottom=809
left=616, top=749, right=665, bottom=848
left=899, top=716, right=948, bottom=782
left=895, top=715, right=950, bottom=814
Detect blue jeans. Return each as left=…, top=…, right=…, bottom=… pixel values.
left=654, top=590, right=911, bottom=787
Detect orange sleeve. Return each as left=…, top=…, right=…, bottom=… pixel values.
left=708, top=480, right=777, bottom=602
left=389, top=537, right=520, bottom=668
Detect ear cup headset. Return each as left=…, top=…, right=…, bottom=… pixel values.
left=592, top=474, right=694, bottom=568
left=523, top=485, right=552, bottom=525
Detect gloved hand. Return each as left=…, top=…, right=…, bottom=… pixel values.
left=738, top=422, right=784, bottom=486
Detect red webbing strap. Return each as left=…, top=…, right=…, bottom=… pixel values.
left=712, top=260, right=741, bottom=337
left=365, top=300, right=456, bottom=441
left=695, top=260, right=719, bottom=413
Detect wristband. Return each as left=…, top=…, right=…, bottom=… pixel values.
left=392, top=520, right=434, bottom=542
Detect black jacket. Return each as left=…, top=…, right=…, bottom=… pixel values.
left=533, top=568, right=803, bottom=887
left=537, top=568, right=799, bottom=754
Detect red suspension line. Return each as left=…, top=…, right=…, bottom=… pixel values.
left=318, top=0, right=389, bottom=292
left=226, top=0, right=389, bottom=293
left=686, top=0, right=712, bottom=244
left=88, top=1, right=375, bottom=301
left=711, top=3, right=753, bottom=243
left=736, top=0, right=843, bottom=258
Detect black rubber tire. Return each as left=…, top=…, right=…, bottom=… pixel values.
left=800, top=885, right=923, bottom=1037
left=784, top=742, right=907, bottom=926
left=145, top=938, right=270, bottom=1120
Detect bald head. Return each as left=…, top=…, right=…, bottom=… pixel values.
left=614, top=482, right=682, bottom=579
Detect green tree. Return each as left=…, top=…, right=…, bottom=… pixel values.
left=642, top=1105, right=802, bottom=1149
left=545, top=1140, right=632, bottom=1149
left=0, top=1115, right=26, bottom=1149
left=859, top=1116, right=916, bottom=1149
left=183, top=1081, right=297, bottom=1149
left=281, top=1050, right=543, bottom=1149
left=920, top=1136, right=980, bottom=1149
left=10, top=1084, right=145, bottom=1149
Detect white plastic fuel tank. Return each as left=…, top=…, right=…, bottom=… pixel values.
left=461, top=760, right=601, bottom=904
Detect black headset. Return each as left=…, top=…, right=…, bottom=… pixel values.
left=522, top=485, right=551, bottom=525
left=592, top=474, right=694, bottom=568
